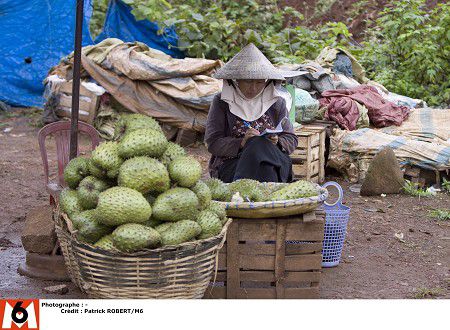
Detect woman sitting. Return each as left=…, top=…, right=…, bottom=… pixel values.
left=205, top=44, right=298, bottom=183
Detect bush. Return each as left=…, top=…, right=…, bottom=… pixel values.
left=358, top=0, right=450, bottom=106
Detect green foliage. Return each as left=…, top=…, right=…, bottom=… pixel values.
left=428, top=209, right=450, bottom=221
left=90, top=0, right=109, bottom=39
left=358, top=0, right=450, bottom=106
left=88, top=0, right=449, bottom=105
left=402, top=180, right=434, bottom=197
left=442, top=178, right=450, bottom=193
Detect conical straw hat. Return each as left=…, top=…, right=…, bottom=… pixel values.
left=214, top=43, right=286, bottom=80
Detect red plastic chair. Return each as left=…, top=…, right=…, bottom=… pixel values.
left=38, top=121, right=100, bottom=205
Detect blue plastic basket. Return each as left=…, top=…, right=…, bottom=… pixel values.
left=321, top=182, right=350, bottom=268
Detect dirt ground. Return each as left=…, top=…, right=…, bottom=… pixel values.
left=0, top=109, right=449, bottom=299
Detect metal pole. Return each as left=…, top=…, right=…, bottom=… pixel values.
left=69, top=0, right=85, bottom=159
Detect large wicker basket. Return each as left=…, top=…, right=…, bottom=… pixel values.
left=54, top=210, right=231, bottom=299
left=216, top=183, right=328, bottom=218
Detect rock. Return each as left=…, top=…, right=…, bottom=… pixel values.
left=360, top=147, right=404, bottom=196
left=21, top=205, right=56, bottom=254
left=43, top=284, right=68, bottom=295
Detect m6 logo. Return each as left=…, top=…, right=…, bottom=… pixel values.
left=0, top=300, right=39, bottom=330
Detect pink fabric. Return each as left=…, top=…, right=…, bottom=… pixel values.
left=319, top=85, right=410, bottom=130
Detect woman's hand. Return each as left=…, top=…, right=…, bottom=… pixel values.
left=267, top=134, right=279, bottom=145
left=241, top=128, right=260, bottom=147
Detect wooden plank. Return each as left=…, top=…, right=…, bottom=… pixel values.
left=302, top=211, right=316, bottom=223
left=226, top=221, right=239, bottom=299
left=239, top=254, right=321, bottom=271
left=292, top=159, right=320, bottom=177
left=59, top=94, right=94, bottom=112
left=204, top=286, right=226, bottom=299
left=275, top=220, right=286, bottom=298
left=238, top=220, right=323, bottom=241
left=240, top=271, right=321, bottom=283
left=218, top=241, right=322, bottom=256
left=318, top=130, right=326, bottom=183
left=233, top=287, right=319, bottom=299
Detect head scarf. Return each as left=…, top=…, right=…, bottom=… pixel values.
left=220, top=80, right=283, bottom=121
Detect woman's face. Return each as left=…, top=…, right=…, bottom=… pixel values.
left=236, top=79, right=267, bottom=99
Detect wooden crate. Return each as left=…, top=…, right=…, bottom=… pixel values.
left=204, top=211, right=324, bottom=299
left=292, top=125, right=327, bottom=183
left=56, top=81, right=99, bottom=124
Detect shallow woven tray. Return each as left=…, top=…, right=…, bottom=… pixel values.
left=215, top=183, right=328, bottom=218
left=54, top=209, right=231, bottom=299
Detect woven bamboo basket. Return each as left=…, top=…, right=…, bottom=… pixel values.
left=216, top=183, right=328, bottom=218
left=54, top=209, right=231, bottom=299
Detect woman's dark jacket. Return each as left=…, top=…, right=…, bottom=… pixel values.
left=204, top=94, right=298, bottom=177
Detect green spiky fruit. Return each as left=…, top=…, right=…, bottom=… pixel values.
left=114, top=114, right=162, bottom=140
left=168, top=156, right=202, bottom=188
left=190, top=180, right=211, bottom=209
left=155, top=222, right=173, bottom=234
left=207, top=201, right=227, bottom=220
left=91, top=142, right=123, bottom=176
left=77, top=176, right=109, bottom=209
left=205, top=178, right=232, bottom=201
left=160, top=220, right=202, bottom=246
left=144, top=217, right=162, bottom=228
left=59, top=188, right=83, bottom=217
left=63, top=157, right=89, bottom=189
left=118, top=128, right=168, bottom=159
left=229, top=179, right=265, bottom=202
left=95, top=187, right=152, bottom=226
left=72, top=209, right=112, bottom=244
left=118, top=156, right=170, bottom=194
left=94, top=234, right=116, bottom=251
left=112, top=223, right=161, bottom=252
left=88, top=158, right=108, bottom=179
left=196, top=210, right=222, bottom=239
left=152, top=187, right=199, bottom=222
left=159, top=141, right=186, bottom=166
left=270, top=180, right=319, bottom=200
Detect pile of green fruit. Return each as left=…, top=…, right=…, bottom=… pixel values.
left=59, top=114, right=229, bottom=253
left=205, top=178, right=320, bottom=203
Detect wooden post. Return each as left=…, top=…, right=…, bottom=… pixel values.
left=69, top=0, right=85, bottom=160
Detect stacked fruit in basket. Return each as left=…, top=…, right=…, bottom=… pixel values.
left=59, top=114, right=229, bottom=253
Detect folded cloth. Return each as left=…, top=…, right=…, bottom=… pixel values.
left=319, top=85, right=409, bottom=130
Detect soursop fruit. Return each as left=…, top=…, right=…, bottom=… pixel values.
left=270, top=180, right=319, bottom=201
left=91, top=142, right=123, bottom=177
left=77, top=176, right=109, bottom=209
left=72, top=209, right=112, bottom=244
left=118, top=128, right=168, bottom=159
left=118, top=156, right=170, bottom=194
left=96, top=187, right=152, bottom=226
left=63, top=157, right=89, bottom=189
left=94, top=234, right=115, bottom=251
left=114, top=114, right=162, bottom=140
left=160, top=220, right=202, bottom=246
left=59, top=188, right=83, bottom=217
left=207, top=201, right=227, bottom=221
left=152, top=187, right=199, bottom=222
left=88, top=158, right=108, bottom=179
left=205, top=178, right=231, bottom=201
left=168, top=156, right=202, bottom=188
left=112, top=223, right=161, bottom=252
left=155, top=222, right=173, bottom=234
left=229, top=179, right=265, bottom=202
left=159, top=141, right=186, bottom=166
left=190, top=180, right=211, bottom=209
left=144, top=217, right=162, bottom=228
left=196, top=210, right=222, bottom=239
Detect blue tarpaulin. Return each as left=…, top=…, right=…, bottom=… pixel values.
left=95, top=0, right=183, bottom=58
left=0, top=0, right=93, bottom=107
left=0, top=0, right=182, bottom=108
